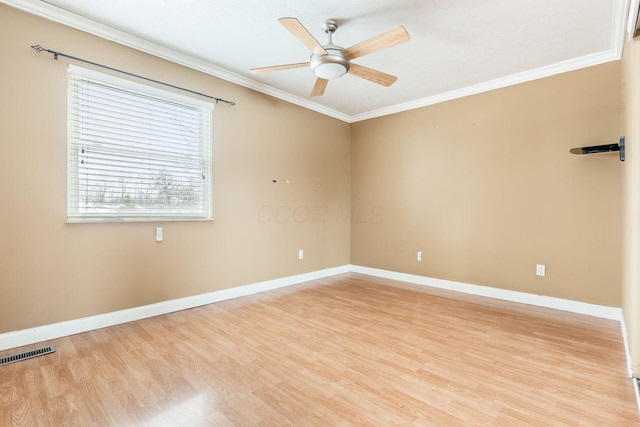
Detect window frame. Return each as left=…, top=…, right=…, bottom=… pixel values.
left=66, top=65, right=214, bottom=223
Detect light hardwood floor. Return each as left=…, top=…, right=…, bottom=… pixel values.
left=1, top=273, right=638, bottom=426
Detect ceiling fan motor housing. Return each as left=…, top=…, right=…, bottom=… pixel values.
left=249, top=17, right=409, bottom=96
left=311, top=46, right=350, bottom=79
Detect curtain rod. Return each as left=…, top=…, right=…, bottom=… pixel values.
left=30, top=44, right=236, bottom=106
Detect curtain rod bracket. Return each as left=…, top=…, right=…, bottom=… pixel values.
left=30, top=44, right=236, bottom=106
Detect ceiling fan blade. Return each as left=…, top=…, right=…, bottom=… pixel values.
left=348, top=63, right=398, bottom=87
left=278, top=17, right=327, bottom=55
left=343, top=26, right=410, bottom=60
left=250, top=62, right=310, bottom=74
left=311, top=78, right=329, bottom=97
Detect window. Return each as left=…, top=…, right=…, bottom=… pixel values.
left=67, top=65, right=213, bottom=222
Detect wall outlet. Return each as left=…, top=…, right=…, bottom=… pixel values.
left=155, top=227, right=163, bottom=242
left=417, top=251, right=423, bottom=261
left=298, top=249, right=304, bottom=260
left=536, top=264, right=546, bottom=277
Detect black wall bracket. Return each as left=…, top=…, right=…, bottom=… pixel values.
left=570, top=136, right=625, bottom=161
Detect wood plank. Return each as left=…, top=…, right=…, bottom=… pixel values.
left=0, top=273, right=637, bottom=425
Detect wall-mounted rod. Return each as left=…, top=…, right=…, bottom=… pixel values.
left=30, top=44, right=236, bottom=106
left=570, top=143, right=619, bottom=155
left=569, top=136, right=625, bottom=161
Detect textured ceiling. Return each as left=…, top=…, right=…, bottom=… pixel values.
left=3, top=0, right=630, bottom=122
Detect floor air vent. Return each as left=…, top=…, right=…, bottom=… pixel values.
left=0, top=345, right=56, bottom=366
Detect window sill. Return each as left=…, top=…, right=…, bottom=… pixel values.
left=66, top=217, right=215, bottom=224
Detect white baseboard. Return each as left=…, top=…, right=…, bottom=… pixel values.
left=3, top=262, right=636, bottom=411
left=621, top=314, right=634, bottom=378
left=0, top=263, right=624, bottom=352
left=349, top=265, right=622, bottom=320
left=621, top=314, right=640, bottom=412
left=634, top=378, right=640, bottom=413
left=351, top=265, right=638, bottom=413
left=0, top=265, right=350, bottom=352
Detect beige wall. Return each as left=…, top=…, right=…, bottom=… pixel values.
left=0, top=5, right=351, bottom=333
left=351, top=63, right=622, bottom=306
left=0, top=4, right=626, bottom=338
left=622, top=35, right=640, bottom=376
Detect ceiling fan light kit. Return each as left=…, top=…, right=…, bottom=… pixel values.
left=310, top=49, right=349, bottom=79
left=250, top=17, right=409, bottom=97
left=311, top=19, right=349, bottom=80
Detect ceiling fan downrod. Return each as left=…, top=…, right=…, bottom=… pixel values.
left=311, top=19, right=350, bottom=80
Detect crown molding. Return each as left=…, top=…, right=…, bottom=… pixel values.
left=1, top=0, right=352, bottom=122
left=1, top=0, right=629, bottom=124
left=351, top=0, right=628, bottom=122
left=350, top=49, right=620, bottom=122
left=627, top=0, right=640, bottom=40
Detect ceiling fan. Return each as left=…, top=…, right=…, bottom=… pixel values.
left=250, top=18, right=410, bottom=97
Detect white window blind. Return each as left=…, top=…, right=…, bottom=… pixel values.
left=67, top=65, right=212, bottom=222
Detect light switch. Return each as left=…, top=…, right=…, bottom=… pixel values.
left=155, top=227, right=163, bottom=242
